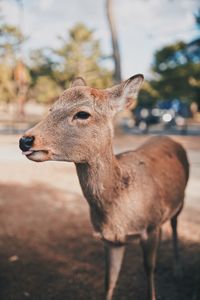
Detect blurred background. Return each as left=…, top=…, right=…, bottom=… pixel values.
left=0, top=1, right=199, bottom=300
left=0, top=0, right=200, bottom=133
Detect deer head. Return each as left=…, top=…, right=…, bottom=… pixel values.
left=19, top=74, right=143, bottom=163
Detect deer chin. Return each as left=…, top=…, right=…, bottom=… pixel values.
left=22, top=150, right=51, bottom=162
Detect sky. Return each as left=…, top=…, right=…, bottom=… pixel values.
left=1, top=0, right=199, bottom=79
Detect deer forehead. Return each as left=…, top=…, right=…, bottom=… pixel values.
left=52, top=86, right=108, bottom=113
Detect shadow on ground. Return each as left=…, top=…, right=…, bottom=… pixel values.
left=0, top=182, right=199, bottom=300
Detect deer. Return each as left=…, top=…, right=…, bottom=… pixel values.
left=19, top=74, right=189, bottom=300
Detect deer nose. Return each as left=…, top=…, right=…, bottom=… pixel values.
left=19, top=136, right=34, bottom=152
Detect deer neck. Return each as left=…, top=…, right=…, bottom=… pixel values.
left=75, top=143, right=131, bottom=236
left=75, top=143, right=121, bottom=209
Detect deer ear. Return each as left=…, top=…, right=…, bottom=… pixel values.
left=71, top=77, right=87, bottom=87
left=108, top=74, right=144, bottom=112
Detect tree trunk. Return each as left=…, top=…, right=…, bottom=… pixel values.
left=106, top=0, right=122, bottom=83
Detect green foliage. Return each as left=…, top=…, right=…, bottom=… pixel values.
left=29, top=23, right=113, bottom=104
left=137, top=81, right=159, bottom=108
left=0, top=11, right=25, bottom=103
left=29, top=49, right=55, bottom=85
left=0, top=63, right=15, bottom=103
left=54, top=23, right=113, bottom=89
left=32, top=76, right=61, bottom=104
left=145, top=40, right=200, bottom=109
left=0, top=24, right=24, bottom=60
left=138, top=11, right=200, bottom=110
left=0, top=17, right=113, bottom=106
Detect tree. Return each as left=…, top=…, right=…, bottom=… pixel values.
left=149, top=41, right=200, bottom=108
left=54, top=23, right=113, bottom=89
left=0, top=63, right=15, bottom=104
left=137, top=81, right=159, bottom=108
left=32, top=75, right=61, bottom=104
left=29, top=48, right=56, bottom=85
left=0, top=24, right=24, bottom=61
left=28, top=23, right=113, bottom=104
left=29, top=49, right=60, bottom=104
left=137, top=9, right=200, bottom=110
left=0, top=13, right=27, bottom=108
left=14, top=60, right=31, bottom=115
left=106, top=0, right=122, bottom=83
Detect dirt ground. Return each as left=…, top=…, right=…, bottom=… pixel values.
left=0, top=134, right=199, bottom=300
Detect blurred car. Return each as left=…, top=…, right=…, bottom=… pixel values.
left=156, top=99, right=191, bottom=129
left=133, top=99, right=191, bottom=132
left=157, top=99, right=191, bottom=118
left=134, top=107, right=159, bottom=131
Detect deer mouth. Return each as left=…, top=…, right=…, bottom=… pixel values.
left=22, top=149, right=48, bottom=155
left=22, top=149, right=50, bottom=162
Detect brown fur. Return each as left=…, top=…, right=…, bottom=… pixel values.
left=76, top=135, right=189, bottom=244
left=20, top=75, right=189, bottom=300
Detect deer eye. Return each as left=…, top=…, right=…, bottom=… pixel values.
left=74, top=111, right=91, bottom=120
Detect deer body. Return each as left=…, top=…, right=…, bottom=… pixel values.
left=76, top=136, right=188, bottom=245
left=19, top=75, right=189, bottom=300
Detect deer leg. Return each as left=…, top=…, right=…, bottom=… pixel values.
left=140, top=228, right=159, bottom=300
left=171, top=214, right=182, bottom=278
left=104, top=243, right=125, bottom=300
